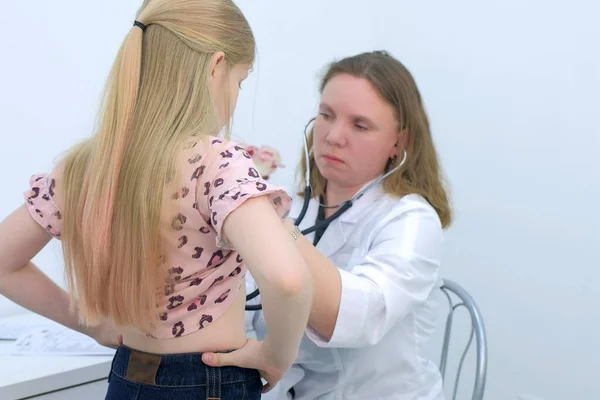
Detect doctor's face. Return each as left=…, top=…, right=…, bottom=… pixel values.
left=312, top=74, right=400, bottom=190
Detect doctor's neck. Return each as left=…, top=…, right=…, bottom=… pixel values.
left=323, top=181, right=363, bottom=217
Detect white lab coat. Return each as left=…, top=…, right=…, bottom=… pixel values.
left=245, top=182, right=446, bottom=400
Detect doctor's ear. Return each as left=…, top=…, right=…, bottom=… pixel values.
left=391, top=129, right=409, bottom=157
left=399, top=129, right=409, bottom=148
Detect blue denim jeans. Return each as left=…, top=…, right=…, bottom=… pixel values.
left=105, top=345, right=262, bottom=400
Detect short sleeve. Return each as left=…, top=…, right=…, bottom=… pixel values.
left=195, top=137, right=292, bottom=249
left=23, top=173, right=63, bottom=239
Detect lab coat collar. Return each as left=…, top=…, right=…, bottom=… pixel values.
left=338, top=179, right=385, bottom=224
left=316, top=180, right=384, bottom=257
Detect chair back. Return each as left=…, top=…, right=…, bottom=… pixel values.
left=439, top=279, right=488, bottom=400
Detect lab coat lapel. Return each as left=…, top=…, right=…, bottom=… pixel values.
left=317, top=183, right=384, bottom=258
left=317, top=219, right=347, bottom=257
left=290, top=183, right=383, bottom=258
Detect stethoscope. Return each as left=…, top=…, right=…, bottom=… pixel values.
left=245, top=117, right=407, bottom=311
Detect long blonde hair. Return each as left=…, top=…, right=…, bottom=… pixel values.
left=60, top=0, right=255, bottom=329
left=298, top=51, right=453, bottom=228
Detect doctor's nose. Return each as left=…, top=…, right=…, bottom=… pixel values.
left=325, top=122, right=347, bottom=147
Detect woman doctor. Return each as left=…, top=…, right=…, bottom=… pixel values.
left=202, top=51, right=453, bottom=400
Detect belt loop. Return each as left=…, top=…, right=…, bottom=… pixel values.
left=107, top=353, right=116, bottom=383
left=206, top=362, right=221, bottom=400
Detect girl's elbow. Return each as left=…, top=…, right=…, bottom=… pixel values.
left=275, top=266, right=313, bottom=299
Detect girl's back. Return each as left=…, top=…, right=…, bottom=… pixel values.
left=25, top=136, right=292, bottom=354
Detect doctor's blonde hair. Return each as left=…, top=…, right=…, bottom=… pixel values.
left=59, top=0, right=255, bottom=329
left=298, top=51, right=453, bottom=228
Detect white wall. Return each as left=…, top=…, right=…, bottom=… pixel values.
left=0, top=2, right=145, bottom=316
left=1, top=1, right=598, bottom=399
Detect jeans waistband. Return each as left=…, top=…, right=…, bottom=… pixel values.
left=110, top=345, right=259, bottom=390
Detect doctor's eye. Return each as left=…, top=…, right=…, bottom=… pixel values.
left=319, top=112, right=330, bottom=120
left=355, top=124, right=368, bottom=131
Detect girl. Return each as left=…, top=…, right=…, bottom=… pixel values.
left=0, top=1, right=312, bottom=399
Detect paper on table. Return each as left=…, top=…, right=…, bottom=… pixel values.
left=10, top=326, right=115, bottom=356
left=0, top=313, right=59, bottom=340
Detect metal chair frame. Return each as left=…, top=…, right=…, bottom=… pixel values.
left=439, top=279, right=488, bottom=400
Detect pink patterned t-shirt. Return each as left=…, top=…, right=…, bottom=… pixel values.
left=23, top=136, right=292, bottom=339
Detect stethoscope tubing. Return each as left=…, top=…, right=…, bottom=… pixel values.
left=245, top=117, right=406, bottom=311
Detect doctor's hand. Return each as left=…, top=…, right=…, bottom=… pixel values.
left=202, top=338, right=293, bottom=393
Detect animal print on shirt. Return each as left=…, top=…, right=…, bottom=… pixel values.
left=23, top=174, right=62, bottom=238
left=23, top=136, right=293, bottom=340
left=195, top=139, right=292, bottom=250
